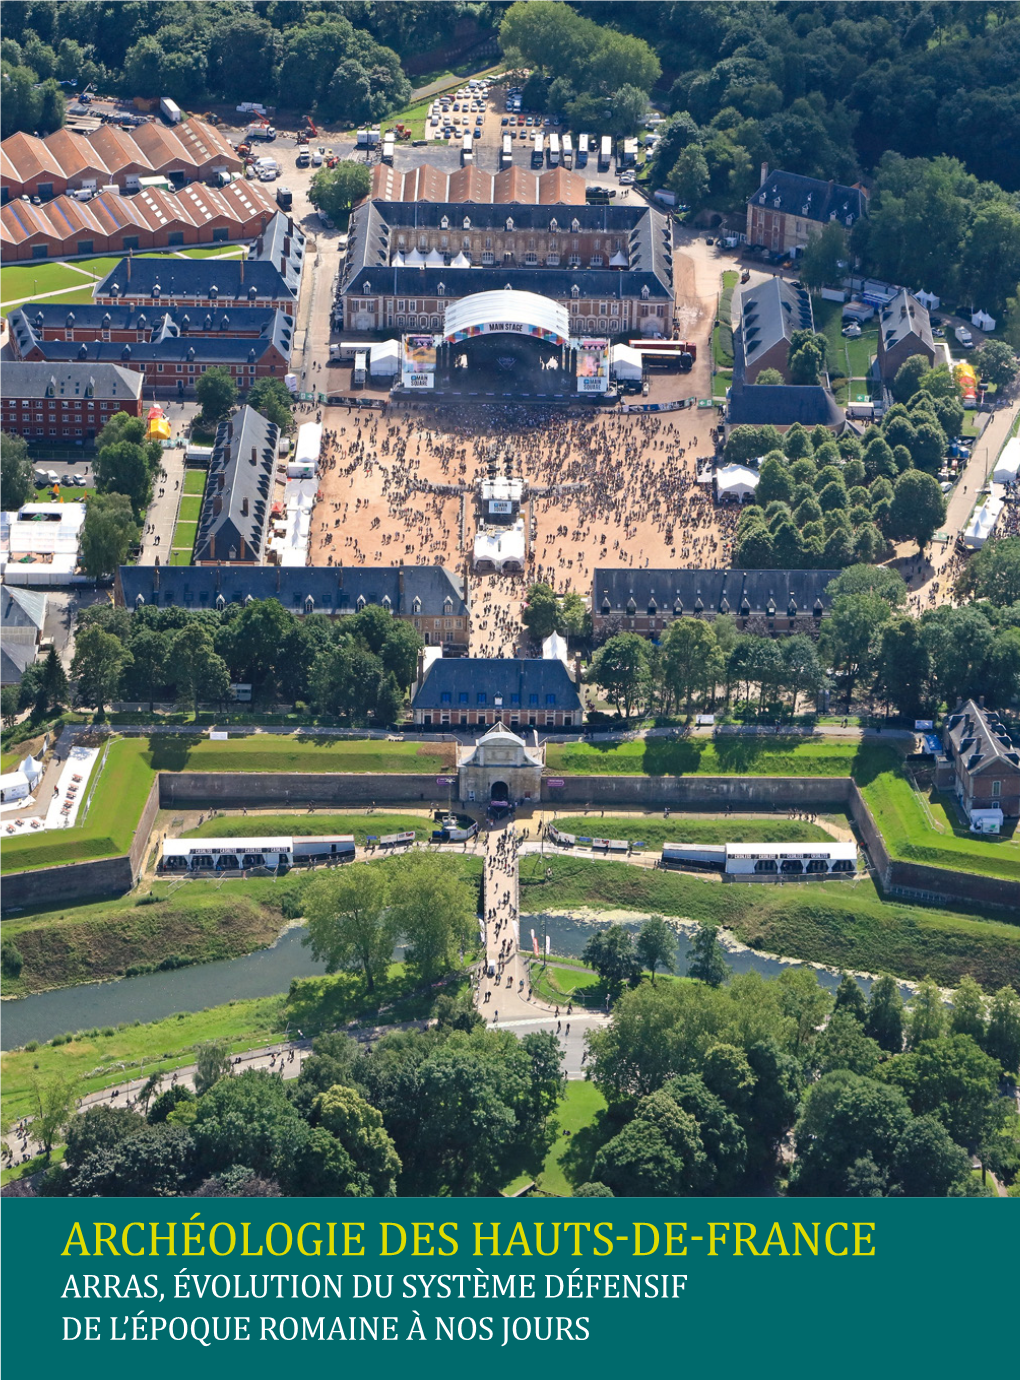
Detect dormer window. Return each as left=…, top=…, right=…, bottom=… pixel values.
left=362, top=281, right=371, bottom=294
left=602, top=596, right=611, bottom=615
left=571, top=218, right=580, bottom=232
left=640, top=285, right=650, bottom=300
left=440, top=215, right=449, bottom=230
left=462, top=216, right=471, bottom=230
left=505, top=217, right=514, bottom=232
left=443, top=596, right=453, bottom=613
left=215, top=593, right=225, bottom=610
left=412, top=596, right=422, bottom=614
left=719, top=597, right=729, bottom=613
left=647, top=598, right=657, bottom=615
left=305, top=595, right=315, bottom=613
left=381, top=595, right=392, bottom=611
left=135, top=593, right=145, bottom=607
left=571, top=284, right=580, bottom=299
left=356, top=595, right=366, bottom=611
left=549, top=218, right=558, bottom=233
left=788, top=597, right=798, bottom=616
left=437, top=282, right=445, bottom=296
left=626, top=596, right=637, bottom=615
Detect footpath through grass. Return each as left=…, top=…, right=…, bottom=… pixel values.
left=182, top=810, right=441, bottom=845
left=505, top=1082, right=609, bottom=1196
left=546, top=735, right=874, bottom=777
left=519, top=855, right=1020, bottom=992
left=551, top=814, right=835, bottom=848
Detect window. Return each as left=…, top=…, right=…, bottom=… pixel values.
left=477, top=693, right=487, bottom=705
left=510, top=693, right=520, bottom=705
left=992, top=780, right=1001, bottom=798
left=212, top=227, right=229, bottom=242
left=529, top=693, right=538, bottom=706
left=32, top=245, right=49, bottom=259
left=77, top=239, right=94, bottom=255
left=546, top=694, right=556, bottom=706
left=122, top=236, right=139, bottom=251
left=168, top=232, right=184, bottom=246
left=440, top=691, right=451, bottom=704
left=458, top=692, right=468, bottom=704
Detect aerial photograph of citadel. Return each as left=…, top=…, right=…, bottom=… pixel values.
left=1, top=0, right=1019, bottom=1202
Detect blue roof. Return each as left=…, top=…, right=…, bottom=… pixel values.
left=412, top=657, right=581, bottom=711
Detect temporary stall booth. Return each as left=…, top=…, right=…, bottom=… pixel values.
left=286, top=421, right=321, bottom=478
left=963, top=495, right=1003, bottom=549
left=714, top=463, right=759, bottom=503
left=992, top=437, right=1020, bottom=486
left=369, top=339, right=401, bottom=379
left=0, top=754, right=43, bottom=803
left=971, top=310, right=996, bottom=333
left=610, top=344, right=644, bottom=384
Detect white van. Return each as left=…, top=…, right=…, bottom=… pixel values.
left=311, top=150, right=323, bottom=166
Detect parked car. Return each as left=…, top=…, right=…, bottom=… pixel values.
left=842, top=322, right=863, bottom=338
left=73, top=473, right=87, bottom=485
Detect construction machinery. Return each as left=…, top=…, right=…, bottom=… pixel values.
left=304, top=115, right=319, bottom=138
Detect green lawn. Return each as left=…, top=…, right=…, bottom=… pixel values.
left=0, top=995, right=289, bottom=1121
left=176, top=495, right=203, bottom=522
left=183, top=470, right=208, bottom=495
left=519, top=854, right=1020, bottom=992
left=144, top=735, right=456, bottom=775
left=712, top=270, right=737, bottom=369
left=546, top=736, right=874, bottom=777
left=505, top=1082, right=609, bottom=1196
left=551, top=814, right=835, bottom=848
left=0, top=738, right=155, bottom=873
left=857, top=758, right=1020, bottom=883
left=168, top=550, right=192, bottom=566
left=1, top=280, right=99, bottom=309
left=1, top=246, right=248, bottom=309
left=812, top=295, right=877, bottom=380
left=182, top=810, right=440, bottom=845
left=170, top=519, right=198, bottom=552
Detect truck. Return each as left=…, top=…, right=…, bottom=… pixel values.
left=354, top=351, right=367, bottom=387
left=501, top=133, right=513, bottom=167
left=531, top=132, right=544, bottom=168
left=295, top=147, right=310, bottom=168
left=619, top=136, right=638, bottom=167
left=275, top=185, right=293, bottom=210
left=159, top=97, right=182, bottom=125
left=461, top=133, right=473, bottom=165
left=382, top=135, right=395, bottom=164
left=562, top=132, right=573, bottom=168
left=577, top=133, right=589, bottom=167
left=955, top=324, right=974, bottom=348
left=598, top=135, right=612, bottom=171
left=245, top=124, right=277, bottom=141
left=548, top=132, right=560, bottom=166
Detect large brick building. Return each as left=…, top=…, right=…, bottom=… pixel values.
left=593, top=568, right=841, bottom=638
left=339, top=197, right=674, bottom=337
left=876, top=289, right=936, bottom=381
left=745, top=165, right=866, bottom=256
left=116, top=565, right=470, bottom=651
left=1, top=118, right=241, bottom=202
left=1, top=362, right=143, bottom=441
left=942, top=700, right=1020, bottom=820
left=8, top=301, right=293, bottom=392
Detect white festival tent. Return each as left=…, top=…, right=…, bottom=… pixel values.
left=369, top=339, right=401, bottom=377
left=715, top=463, right=760, bottom=500
left=992, top=437, right=1020, bottom=486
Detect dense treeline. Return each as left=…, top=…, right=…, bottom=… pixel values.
left=19, top=937, right=1020, bottom=1198
left=586, top=554, right=1020, bottom=721
left=0, top=1, right=496, bottom=132
left=61, top=593, right=423, bottom=723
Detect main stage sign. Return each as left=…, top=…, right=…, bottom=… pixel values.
left=576, top=338, right=609, bottom=393
left=402, top=334, right=437, bottom=389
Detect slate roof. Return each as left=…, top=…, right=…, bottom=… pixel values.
left=2, top=361, right=143, bottom=402
left=342, top=199, right=673, bottom=301
left=412, top=657, right=582, bottom=712
left=594, top=568, right=842, bottom=619
left=10, top=302, right=292, bottom=336
left=943, top=701, right=1020, bottom=778
left=739, top=277, right=814, bottom=366
left=747, top=170, right=865, bottom=228
left=9, top=305, right=293, bottom=367
left=0, top=642, right=36, bottom=685
left=727, top=381, right=845, bottom=427
left=193, top=406, right=279, bottom=564
left=1, top=586, right=47, bottom=633
left=878, top=289, right=934, bottom=358
left=116, top=564, right=468, bottom=618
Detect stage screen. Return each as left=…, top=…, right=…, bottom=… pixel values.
left=402, top=335, right=437, bottom=389
left=576, top=338, right=609, bottom=393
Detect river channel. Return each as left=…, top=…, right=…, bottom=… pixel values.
left=1, top=914, right=896, bottom=1050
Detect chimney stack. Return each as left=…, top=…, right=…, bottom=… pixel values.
left=760, top=162, right=769, bottom=187
left=126, top=251, right=132, bottom=282
left=239, top=256, right=244, bottom=285
left=251, top=446, right=257, bottom=464
left=241, top=496, right=249, bottom=516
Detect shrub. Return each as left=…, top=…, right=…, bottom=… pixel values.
left=1, top=940, right=24, bottom=978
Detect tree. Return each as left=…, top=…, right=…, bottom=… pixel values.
left=799, top=222, right=847, bottom=290
left=522, top=582, right=560, bottom=643
left=883, top=1034, right=1003, bottom=1151
left=985, top=986, right=1020, bottom=1080
left=303, top=863, right=395, bottom=993
left=588, top=632, right=651, bottom=721
left=875, top=616, right=930, bottom=718
left=195, top=366, right=238, bottom=426
left=892, top=1113, right=971, bottom=1197
left=906, top=976, right=947, bottom=1049
left=593, top=1093, right=708, bottom=1196
left=169, top=623, right=230, bottom=713
left=386, top=849, right=473, bottom=982
left=755, top=368, right=783, bottom=385
left=79, top=491, right=139, bottom=577
left=756, top=454, right=794, bottom=506
left=309, top=162, right=372, bottom=225
left=889, top=467, right=946, bottom=552
left=820, top=591, right=892, bottom=707
left=308, top=1084, right=401, bottom=1197
left=789, top=1069, right=912, bottom=1196
left=558, top=591, right=589, bottom=638
left=27, top=1075, right=77, bottom=1164
left=780, top=634, right=825, bottom=714
left=636, top=916, right=676, bottom=982
left=659, top=616, right=722, bottom=716
left=70, top=626, right=129, bottom=720
left=973, top=339, right=1018, bottom=390
left=812, top=1012, right=883, bottom=1077
left=1, top=432, right=33, bottom=511
left=891, top=353, right=932, bottom=403
left=865, top=975, right=905, bottom=1053
left=949, top=976, right=987, bottom=1045
left=193, top=1039, right=232, bottom=1097
left=834, top=973, right=868, bottom=1023
left=33, top=646, right=68, bottom=718
left=245, top=377, right=295, bottom=432
left=125, top=627, right=170, bottom=710
left=1, top=686, right=20, bottom=730
left=667, top=144, right=709, bottom=208
left=788, top=332, right=827, bottom=385
left=686, top=922, right=731, bottom=988
left=957, top=537, right=1020, bottom=608
left=192, top=1069, right=309, bottom=1187
left=92, top=440, right=153, bottom=518
left=582, top=925, right=639, bottom=1001
left=379, top=619, right=424, bottom=692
